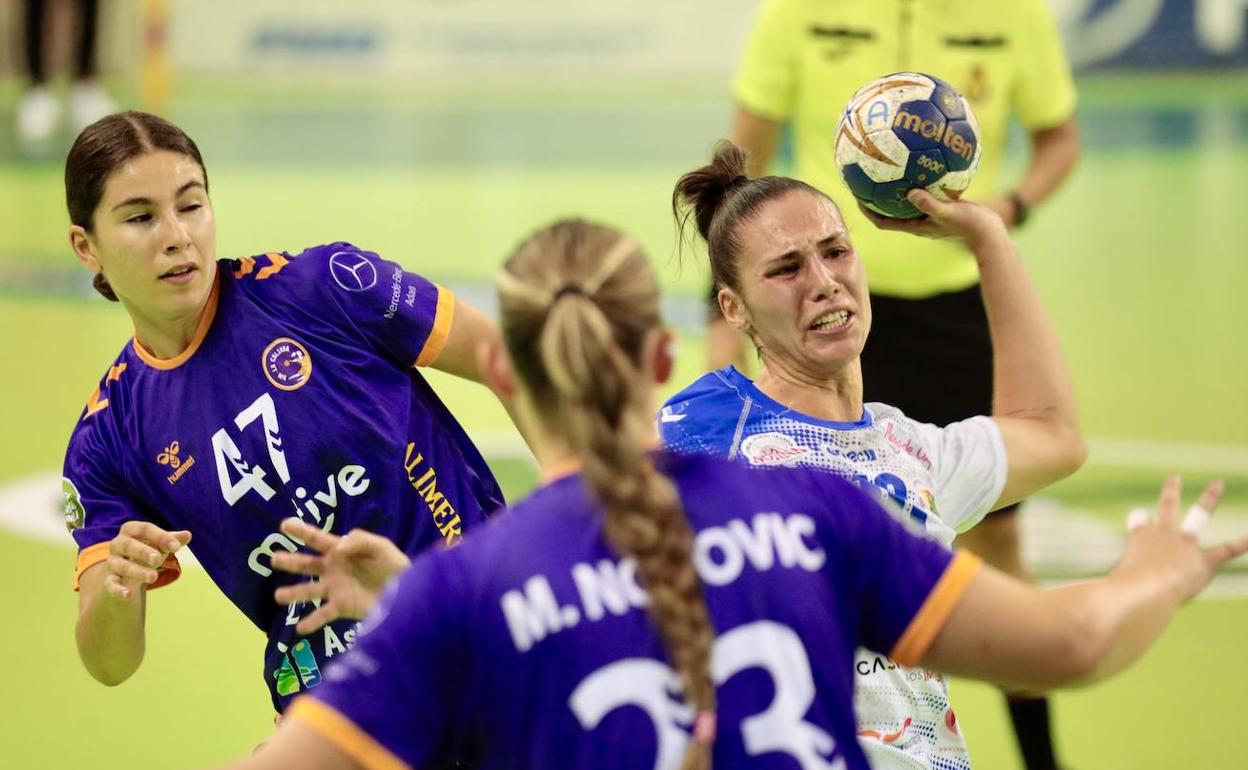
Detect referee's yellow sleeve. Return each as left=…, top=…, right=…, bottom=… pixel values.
left=1012, top=0, right=1078, bottom=130
left=733, top=0, right=805, bottom=121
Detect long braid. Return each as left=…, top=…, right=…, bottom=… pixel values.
left=498, top=220, right=717, bottom=769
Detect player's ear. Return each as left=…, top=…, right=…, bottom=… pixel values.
left=477, top=337, right=517, bottom=403
left=69, top=225, right=100, bottom=274
left=642, top=327, right=676, bottom=386
left=719, top=288, right=751, bottom=335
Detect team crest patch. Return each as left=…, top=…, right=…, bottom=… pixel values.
left=740, top=433, right=811, bottom=467
left=62, top=477, right=85, bottom=533
left=263, top=337, right=313, bottom=391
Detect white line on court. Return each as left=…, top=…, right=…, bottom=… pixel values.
left=5, top=454, right=1247, bottom=595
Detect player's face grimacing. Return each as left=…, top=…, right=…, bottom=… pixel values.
left=726, top=190, right=871, bottom=375
left=73, top=150, right=217, bottom=319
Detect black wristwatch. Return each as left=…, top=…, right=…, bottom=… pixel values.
left=1008, top=191, right=1031, bottom=227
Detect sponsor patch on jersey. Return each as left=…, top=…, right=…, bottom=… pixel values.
left=62, top=477, right=85, bottom=532
left=263, top=337, right=313, bottom=391
left=157, top=440, right=197, bottom=485
left=328, top=251, right=378, bottom=292
left=740, top=432, right=811, bottom=467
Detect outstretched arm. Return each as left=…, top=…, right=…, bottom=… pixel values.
left=921, top=478, right=1246, bottom=691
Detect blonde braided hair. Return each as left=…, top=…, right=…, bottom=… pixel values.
left=498, top=219, right=717, bottom=769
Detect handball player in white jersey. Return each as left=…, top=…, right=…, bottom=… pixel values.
left=661, top=143, right=1086, bottom=770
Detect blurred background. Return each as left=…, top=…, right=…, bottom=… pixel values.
left=0, top=1, right=1245, bottom=767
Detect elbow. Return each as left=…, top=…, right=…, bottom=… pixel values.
left=88, top=664, right=138, bottom=688
left=1060, top=429, right=1088, bottom=477
left=76, top=624, right=143, bottom=687
left=78, top=642, right=142, bottom=686
left=1032, top=596, right=1110, bottom=690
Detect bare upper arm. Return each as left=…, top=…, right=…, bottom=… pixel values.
left=426, top=296, right=500, bottom=385
left=918, top=562, right=1090, bottom=691
left=990, top=416, right=1086, bottom=509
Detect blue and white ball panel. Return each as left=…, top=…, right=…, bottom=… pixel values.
left=937, top=119, right=979, bottom=173
left=840, top=163, right=878, bottom=203
left=891, top=99, right=948, bottom=152
left=904, top=148, right=949, bottom=187
left=871, top=179, right=923, bottom=219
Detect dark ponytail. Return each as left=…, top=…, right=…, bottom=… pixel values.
left=673, top=140, right=827, bottom=297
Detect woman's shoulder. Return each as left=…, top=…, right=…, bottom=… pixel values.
left=662, top=366, right=752, bottom=421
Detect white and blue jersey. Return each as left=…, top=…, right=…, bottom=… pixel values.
left=660, top=366, right=1008, bottom=770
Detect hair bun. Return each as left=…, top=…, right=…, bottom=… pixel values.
left=672, top=141, right=750, bottom=242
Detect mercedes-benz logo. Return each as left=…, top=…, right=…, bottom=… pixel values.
left=328, top=251, right=378, bottom=292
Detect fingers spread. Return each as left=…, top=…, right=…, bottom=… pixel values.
left=1205, top=535, right=1248, bottom=571
left=280, top=518, right=340, bottom=554
left=1194, top=480, right=1225, bottom=516
left=270, top=551, right=324, bottom=577
left=1156, top=475, right=1183, bottom=527
left=274, top=580, right=327, bottom=605
left=295, top=604, right=341, bottom=636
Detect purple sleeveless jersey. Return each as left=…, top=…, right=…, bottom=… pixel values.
left=62, top=243, right=505, bottom=711
left=292, top=451, right=981, bottom=770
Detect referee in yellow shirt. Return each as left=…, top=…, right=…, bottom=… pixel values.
left=717, top=2, right=1080, bottom=769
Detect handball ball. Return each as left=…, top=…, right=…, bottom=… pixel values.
left=834, top=72, right=981, bottom=218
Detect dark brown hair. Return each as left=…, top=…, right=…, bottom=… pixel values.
left=65, top=111, right=209, bottom=301
left=673, top=141, right=829, bottom=299
left=498, top=219, right=717, bottom=770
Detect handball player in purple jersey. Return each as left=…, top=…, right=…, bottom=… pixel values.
left=61, top=112, right=506, bottom=713
left=214, top=219, right=1246, bottom=770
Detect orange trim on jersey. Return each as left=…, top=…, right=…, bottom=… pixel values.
left=131, top=271, right=221, bottom=371
left=73, top=542, right=182, bottom=591
left=257, top=252, right=290, bottom=279
left=84, top=385, right=109, bottom=418
left=82, top=364, right=131, bottom=419
left=890, top=551, right=983, bottom=667
left=233, top=257, right=256, bottom=279
left=413, top=285, right=455, bottom=368
left=289, top=697, right=413, bottom=770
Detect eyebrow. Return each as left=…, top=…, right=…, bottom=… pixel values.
left=110, top=180, right=206, bottom=212
left=765, top=232, right=847, bottom=264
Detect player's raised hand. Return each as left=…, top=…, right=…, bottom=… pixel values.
left=859, top=189, right=1007, bottom=248
left=104, top=521, right=191, bottom=600
left=271, top=519, right=411, bottom=636
left=1118, top=477, right=1248, bottom=603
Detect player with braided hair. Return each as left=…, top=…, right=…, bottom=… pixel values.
left=220, top=218, right=1247, bottom=770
